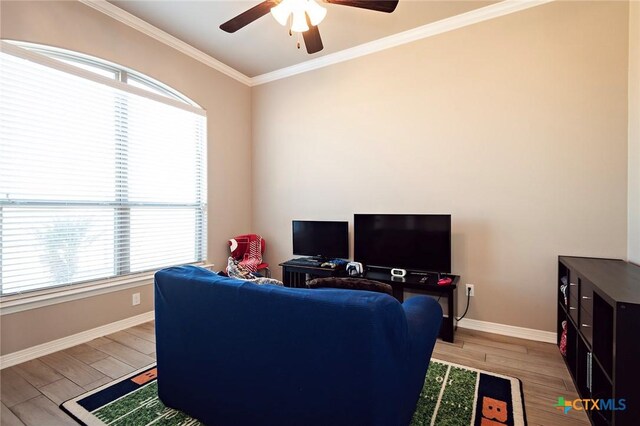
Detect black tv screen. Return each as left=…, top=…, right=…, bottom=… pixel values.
left=292, top=221, right=348, bottom=259
left=354, top=214, right=451, bottom=273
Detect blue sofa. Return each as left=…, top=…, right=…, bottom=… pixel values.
left=154, top=265, right=442, bottom=426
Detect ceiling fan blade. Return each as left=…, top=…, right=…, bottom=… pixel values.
left=323, top=0, right=399, bottom=13
left=220, top=0, right=279, bottom=33
left=303, top=14, right=324, bottom=54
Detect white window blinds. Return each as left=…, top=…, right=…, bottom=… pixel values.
left=0, top=42, right=207, bottom=296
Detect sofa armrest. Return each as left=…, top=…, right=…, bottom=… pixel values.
left=403, top=296, right=443, bottom=342
left=400, top=296, right=443, bottom=424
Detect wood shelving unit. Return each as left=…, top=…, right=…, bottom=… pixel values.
left=557, top=256, right=640, bottom=425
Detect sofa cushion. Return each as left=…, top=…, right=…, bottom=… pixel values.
left=307, top=277, right=393, bottom=295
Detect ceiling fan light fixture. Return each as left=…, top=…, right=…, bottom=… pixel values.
left=222, top=0, right=399, bottom=54
left=290, top=9, right=309, bottom=32
left=306, top=0, right=327, bottom=26
left=270, top=0, right=292, bottom=26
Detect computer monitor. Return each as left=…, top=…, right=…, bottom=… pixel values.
left=292, top=220, right=348, bottom=259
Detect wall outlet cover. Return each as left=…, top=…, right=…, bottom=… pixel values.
left=465, top=284, right=475, bottom=297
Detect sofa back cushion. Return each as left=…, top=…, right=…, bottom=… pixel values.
left=154, top=265, right=409, bottom=425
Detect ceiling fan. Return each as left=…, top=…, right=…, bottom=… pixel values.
left=220, top=0, right=399, bottom=54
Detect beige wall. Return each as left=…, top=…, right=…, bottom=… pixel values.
left=1, top=285, right=154, bottom=353
left=252, top=1, right=629, bottom=332
left=629, top=0, right=640, bottom=265
left=0, top=1, right=252, bottom=355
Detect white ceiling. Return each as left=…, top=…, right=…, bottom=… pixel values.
left=109, top=0, right=497, bottom=77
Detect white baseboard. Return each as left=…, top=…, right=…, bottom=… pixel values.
left=0, top=311, right=154, bottom=369
left=456, top=318, right=557, bottom=343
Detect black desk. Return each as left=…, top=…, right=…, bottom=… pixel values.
left=363, top=271, right=459, bottom=343
left=279, top=261, right=458, bottom=343
left=279, top=260, right=345, bottom=287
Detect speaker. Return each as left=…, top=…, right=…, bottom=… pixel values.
left=391, top=268, right=407, bottom=277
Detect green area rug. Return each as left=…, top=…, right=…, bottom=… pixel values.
left=61, top=360, right=526, bottom=425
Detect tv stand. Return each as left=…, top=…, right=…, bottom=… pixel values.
left=363, top=270, right=459, bottom=343
left=279, top=261, right=459, bottom=343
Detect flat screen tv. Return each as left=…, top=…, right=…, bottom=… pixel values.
left=292, top=220, right=349, bottom=259
left=354, top=214, right=451, bottom=273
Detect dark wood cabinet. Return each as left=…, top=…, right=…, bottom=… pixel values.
left=279, top=260, right=458, bottom=343
left=557, top=256, right=640, bottom=425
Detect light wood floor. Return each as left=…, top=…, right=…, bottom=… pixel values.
left=0, top=322, right=588, bottom=426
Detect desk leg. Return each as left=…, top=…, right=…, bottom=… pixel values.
left=282, top=268, right=290, bottom=287
left=392, top=286, right=404, bottom=302
left=440, top=289, right=456, bottom=343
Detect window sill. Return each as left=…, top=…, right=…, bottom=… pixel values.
left=0, top=263, right=214, bottom=315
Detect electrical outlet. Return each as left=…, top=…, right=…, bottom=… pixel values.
left=132, top=292, right=141, bottom=306
left=465, top=284, right=475, bottom=297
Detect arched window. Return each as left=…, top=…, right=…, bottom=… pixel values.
left=0, top=41, right=207, bottom=296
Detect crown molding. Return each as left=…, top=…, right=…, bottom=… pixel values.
left=251, top=0, right=554, bottom=85
left=79, top=0, right=552, bottom=87
left=78, top=0, right=252, bottom=86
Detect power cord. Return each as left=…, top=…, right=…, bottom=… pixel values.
left=455, top=287, right=472, bottom=322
